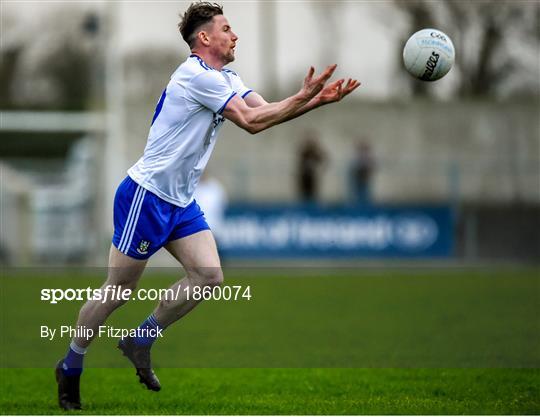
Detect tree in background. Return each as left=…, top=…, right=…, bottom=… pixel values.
left=394, top=0, right=540, bottom=98
left=41, top=39, right=94, bottom=110
left=0, top=13, right=23, bottom=109
left=0, top=8, right=102, bottom=110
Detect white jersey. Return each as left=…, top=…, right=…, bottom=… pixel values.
left=128, top=54, right=252, bottom=207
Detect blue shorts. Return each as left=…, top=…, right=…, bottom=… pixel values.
left=112, top=176, right=210, bottom=260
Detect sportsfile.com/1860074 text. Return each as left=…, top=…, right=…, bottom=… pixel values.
left=40, top=285, right=252, bottom=304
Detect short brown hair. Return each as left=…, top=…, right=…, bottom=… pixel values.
left=178, top=2, right=224, bottom=48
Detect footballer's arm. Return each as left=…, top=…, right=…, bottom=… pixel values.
left=223, top=65, right=338, bottom=134
left=223, top=93, right=307, bottom=134
left=226, top=76, right=360, bottom=134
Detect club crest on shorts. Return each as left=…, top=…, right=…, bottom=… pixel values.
left=136, top=240, right=151, bottom=255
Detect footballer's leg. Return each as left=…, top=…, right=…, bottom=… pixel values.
left=119, top=230, right=222, bottom=391
left=155, top=229, right=223, bottom=327
left=74, top=245, right=147, bottom=348
left=56, top=245, right=147, bottom=410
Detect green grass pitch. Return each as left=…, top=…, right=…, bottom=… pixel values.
left=1, top=267, right=539, bottom=414
left=2, top=368, right=539, bottom=414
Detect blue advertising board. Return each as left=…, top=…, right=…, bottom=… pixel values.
left=217, top=205, right=453, bottom=258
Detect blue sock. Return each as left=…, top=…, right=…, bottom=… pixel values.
left=62, top=341, right=87, bottom=376
left=133, top=314, right=164, bottom=347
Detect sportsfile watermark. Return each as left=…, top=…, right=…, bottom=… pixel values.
left=40, top=284, right=252, bottom=304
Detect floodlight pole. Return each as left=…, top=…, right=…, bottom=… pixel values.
left=103, top=1, right=126, bottom=258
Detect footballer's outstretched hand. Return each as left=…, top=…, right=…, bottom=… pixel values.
left=316, top=78, right=361, bottom=105
left=299, top=65, right=338, bottom=101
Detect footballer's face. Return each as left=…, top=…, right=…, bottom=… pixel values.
left=207, top=15, right=238, bottom=64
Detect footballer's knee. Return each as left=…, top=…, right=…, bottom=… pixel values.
left=184, top=267, right=224, bottom=289
left=193, top=267, right=224, bottom=288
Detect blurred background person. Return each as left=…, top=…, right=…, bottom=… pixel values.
left=348, top=140, right=376, bottom=206
left=193, top=171, right=228, bottom=246
left=296, top=132, right=327, bottom=205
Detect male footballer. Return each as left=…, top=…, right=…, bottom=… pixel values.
left=55, top=2, right=359, bottom=410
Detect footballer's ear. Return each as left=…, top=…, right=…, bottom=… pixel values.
left=197, top=30, right=210, bottom=46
